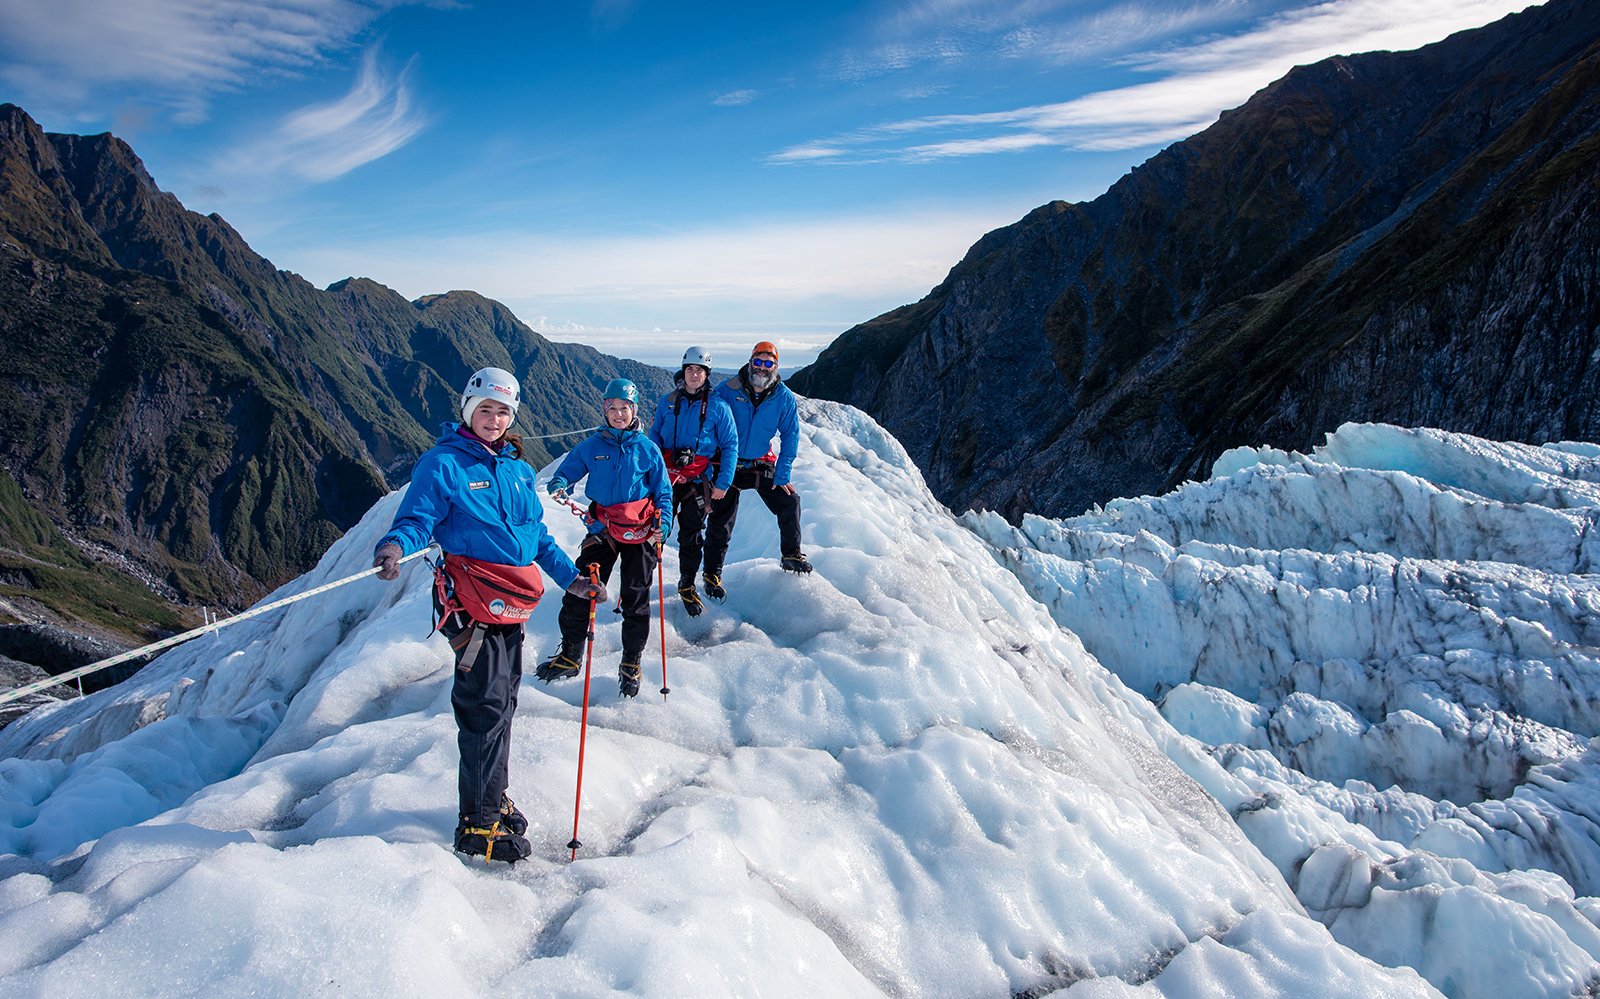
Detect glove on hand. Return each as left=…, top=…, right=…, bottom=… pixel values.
left=547, top=478, right=570, bottom=500
left=372, top=542, right=403, bottom=581
left=565, top=576, right=609, bottom=604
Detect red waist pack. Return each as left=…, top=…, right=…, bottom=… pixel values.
left=667, top=456, right=710, bottom=485
left=434, top=553, right=545, bottom=625
left=590, top=498, right=659, bottom=544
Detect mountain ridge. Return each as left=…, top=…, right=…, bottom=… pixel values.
left=790, top=0, right=1600, bottom=520
left=0, top=104, right=670, bottom=623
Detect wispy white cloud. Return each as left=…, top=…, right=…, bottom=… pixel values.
left=0, top=0, right=424, bottom=123
left=784, top=0, right=1534, bottom=161
left=831, top=0, right=1246, bottom=80
left=713, top=89, right=759, bottom=106
left=217, top=47, right=427, bottom=182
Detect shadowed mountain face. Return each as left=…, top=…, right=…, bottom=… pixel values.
left=790, top=0, right=1600, bottom=521
left=0, top=106, right=670, bottom=615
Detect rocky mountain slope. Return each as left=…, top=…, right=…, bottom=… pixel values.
left=790, top=0, right=1600, bottom=520
left=0, top=105, right=669, bottom=620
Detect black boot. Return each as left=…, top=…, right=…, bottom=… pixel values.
left=702, top=571, right=726, bottom=602
left=619, top=659, right=642, bottom=698
left=678, top=583, right=704, bottom=617
left=536, top=647, right=582, bottom=683
left=499, top=794, right=528, bottom=836
left=454, top=816, right=532, bottom=864
left=780, top=552, right=813, bottom=573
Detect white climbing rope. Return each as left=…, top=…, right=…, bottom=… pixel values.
left=0, top=544, right=439, bottom=708
left=523, top=425, right=599, bottom=440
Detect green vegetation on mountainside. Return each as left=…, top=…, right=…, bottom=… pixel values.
left=0, top=466, right=181, bottom=639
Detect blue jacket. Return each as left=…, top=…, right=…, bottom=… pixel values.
left=550, top=423, right=673, bottom=539
left=717, top=367, right=799, bottom=486
left=648, top=384, right=738, bottom=491
left=378, top=428, right=579, bottom=590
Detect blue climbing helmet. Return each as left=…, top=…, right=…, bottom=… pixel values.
left=602, top=378, right=639, bottom=406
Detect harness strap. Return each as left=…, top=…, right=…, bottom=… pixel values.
left=450, top=620, right=489, bottom=670
left=669, top=388, right=711, bottom=450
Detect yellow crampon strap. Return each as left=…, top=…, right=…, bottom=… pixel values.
left=462, top=820, right=502, bottom=864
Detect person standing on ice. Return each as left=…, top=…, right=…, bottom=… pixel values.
left=539, top=378, right=673, bottom=697
left=700, top=341, right=810, bottom=601
left=648, top=346, right=737, bottom=617
left=371, top=367, right=607, bottom=864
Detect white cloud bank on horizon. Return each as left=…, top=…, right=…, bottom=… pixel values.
left=516, top=320, right=834, bottom=370
left=278, top=206, right=1024, bottom=358
left=0, top=0, right=422, bottom=124
left=783, top=0, right=1536, bottom=161
left=217, top=47, right=428, bottom=182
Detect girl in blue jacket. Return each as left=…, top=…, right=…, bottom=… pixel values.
left=648, top=345, right=738, bottom=617
left=541, top=378, right=673, bottom=697
left=373, top=367, right=605, bottom=864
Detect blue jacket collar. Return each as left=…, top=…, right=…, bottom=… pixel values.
left=436, top=424, right=506, bottom=456
left=599, top=420, right=646, bottom=448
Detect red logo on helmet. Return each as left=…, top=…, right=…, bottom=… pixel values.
left=493, top=384, right=514, bottom=397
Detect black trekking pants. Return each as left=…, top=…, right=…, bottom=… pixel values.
left=441, top=615, right=524, bottom=828
left=702, top=466, right=802, bottom=577
left=672, top=480, right=709, bottom=584
left=558, top=534, right=660, bottom=662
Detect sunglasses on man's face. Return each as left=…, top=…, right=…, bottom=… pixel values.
left=750, top=357, right=777, bottom=369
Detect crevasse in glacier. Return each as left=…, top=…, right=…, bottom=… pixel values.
left=967, top=422, right=1600, bottom=997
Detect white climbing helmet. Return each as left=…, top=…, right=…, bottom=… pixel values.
left=460, top=367, right=521, bottom=424
left=681, top=345, right=713, bottom=372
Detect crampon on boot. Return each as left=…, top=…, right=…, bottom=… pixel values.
left=701, top=571, right=726, bottom=602
left=536, top=648, right=582, bottom=683
left=499, top=794, right=528, bottom=836
left=455, top=817, right=532, bottom=864
left=678, top=583, right=704, bottom=617
left=780, top=552, right=813, bottom=574
left=619, top=660, right=642, bottom=698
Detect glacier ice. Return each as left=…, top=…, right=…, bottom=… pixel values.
left=1, top=414, right=1597, bottom=997
left=967, top=421, right=1600, bottom=996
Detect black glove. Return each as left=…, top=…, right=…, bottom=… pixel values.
left=566, top=576, right=609, bottom=604
left=373, top=542, right=403, bottom=581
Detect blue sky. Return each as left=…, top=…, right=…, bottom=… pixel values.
left=1, top=0, right=1534, bottom=368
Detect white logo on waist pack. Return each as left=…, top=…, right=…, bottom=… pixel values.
left=489, top=599, right=506, bottom=616
left=468, top=480, right=491, bottom=490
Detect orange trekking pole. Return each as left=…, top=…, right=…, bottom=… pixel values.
left=567, top=563, right=601, bottom=860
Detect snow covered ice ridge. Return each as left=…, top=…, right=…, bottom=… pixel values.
left=0, top=411, right=1569, bottom=999
left=966, top=422, right=1600, bottom=997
